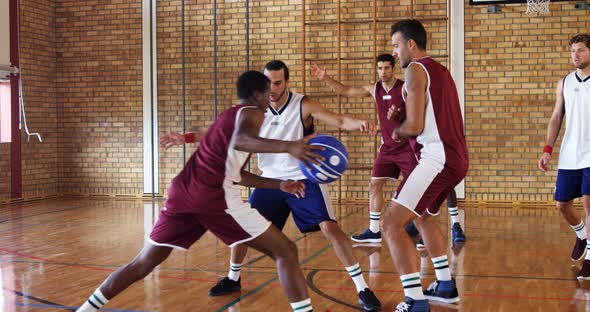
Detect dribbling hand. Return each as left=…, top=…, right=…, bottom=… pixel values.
left=288, top=133, right=325, bottom=168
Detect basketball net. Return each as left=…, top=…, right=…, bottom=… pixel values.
left=526, top=0, right=550, bottom=15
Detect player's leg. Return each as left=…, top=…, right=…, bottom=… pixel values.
left=351, top=177, right=388, bottom=243
left=447, top=189, right=466, bottom=242
left=351, top=149, right=401, bottom=243
left=382, top=201, right=429, bottom=311
left=212, top=192, right=311, bottom=311
left=289, top=181, right=381, bottom=311
left=555, top=169, right=586, bottom=262
left=243, top=225, right=311, bottom=310
left=209, top=187, right=291, bottom=296
left=575, top=168, right=590, bottom=280
left=76, top=210, right=202, bottom=312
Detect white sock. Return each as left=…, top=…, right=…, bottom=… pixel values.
left=400, top=272, right=425, bottom=300
left=346, top=263, right=369, bottom=292
left=76, top=288, right=109, bottom=312
left=585, top=240, right=590, bottom=261
left=228, top=261, right=242, bottom=281
left=369, top=212, right=381, bottom=233
left=448, top=207, right=460, bottom=225
left=432, top=255, right=452, bottom=281
left=572, top=221, right=587, bottom=240
left=290, top=298, right=312, bottom=312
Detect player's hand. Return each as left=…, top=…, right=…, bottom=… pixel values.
left=387, top=105, right=406, bottom=123
left=288, top=133, right=325, bottom=168
left=310, top=63, right=327, bottom=80
left=280, top=180, right=306, bottom=198
left=538, top=153, right=551, bottom=172
left=160, top=132, right=185, bottom=149
left=359, top=121, right=376, bottom=134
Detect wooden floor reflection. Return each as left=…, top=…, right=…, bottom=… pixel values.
left=0, top=198, right=587, bottom=311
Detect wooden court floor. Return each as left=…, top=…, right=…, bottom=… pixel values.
left=0, top=198, right=588, bottom=311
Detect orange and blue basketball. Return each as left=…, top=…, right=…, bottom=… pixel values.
left=299, top=135, right=348, bottom=184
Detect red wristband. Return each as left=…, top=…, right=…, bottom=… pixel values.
left=184, top=133, right=196, bottom=143
left=543, top=145, right=553, bottom=154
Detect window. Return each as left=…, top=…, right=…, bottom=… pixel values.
left=0, top=81, right=10, bottom=143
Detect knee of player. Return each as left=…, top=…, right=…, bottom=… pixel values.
left=277, top=240, right=299, bottom=260
left=368, top=179, right=386, bottom=193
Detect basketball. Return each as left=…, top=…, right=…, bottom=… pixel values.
left=299, top=135, right=348, bottom=184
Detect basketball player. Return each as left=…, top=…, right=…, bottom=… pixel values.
left=311, top=55, right=466, bottom=246
left=385, top=19, right=468, bottom=311
left=538, top=34, right=590, bottom=279
left=75, top=71, right=321, bottom=312
left=207, top=60, right=382, bottom=311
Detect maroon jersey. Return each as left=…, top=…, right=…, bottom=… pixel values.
left=165, top=104, right=256, bottom=213
left=408, top=57, right=468, bottom=174
left=373, top=79, right=409, bottom=150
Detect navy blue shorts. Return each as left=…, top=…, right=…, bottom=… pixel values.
left=555, top=168, right=590, bottom=202
left=249, top=179, right=336, bottom=233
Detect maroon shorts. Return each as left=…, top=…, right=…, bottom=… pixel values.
left=394, top=160, right=467, bottom=216
left=371, top=143, right=418, bottom=180
left=149, top=179, right=271, bottom=249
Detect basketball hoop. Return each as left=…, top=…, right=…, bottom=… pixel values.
left=526, top=0, right=551, bottom=15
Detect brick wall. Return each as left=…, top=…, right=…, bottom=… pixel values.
left=55, top=0, right=143, bottom=195
left=6, top=0, right=589, bottom=203
left=464, top=1, right=590, bottom=201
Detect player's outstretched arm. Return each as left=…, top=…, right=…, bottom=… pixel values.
left=539, top=78, right=565, bottom=172
left=159, top=130, right=206, bottom=149
left=302, top=98, right=375, bottom=133
left=311, top=63, right=373, bottom=98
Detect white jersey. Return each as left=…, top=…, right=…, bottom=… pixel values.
left=558, top=71, right=590, bottom=169
left=258, top=92, right=311, bottom=180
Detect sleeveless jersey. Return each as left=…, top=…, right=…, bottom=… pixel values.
left=558, top=71, right=590, bottom=169
left=373, top=79, right=410, bottom=151
left=175, top=104, right=255, bottom=188
left=404, top=57, right=468, bottom=173
left=257, top=92, right=312, bottom=180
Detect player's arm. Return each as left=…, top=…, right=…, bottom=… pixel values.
left=311, top=63, right=373, bottom=97
left=302, top=97, right=375, bottom=133
left=237, top=170, right=305, bottom=198
left=392, top=63, right=426, bottom=140
left=233, top=108, right=324, bottom=164
left=159, top=127, right=207, bottom=149
left=538, top=78, right=565, bottom=172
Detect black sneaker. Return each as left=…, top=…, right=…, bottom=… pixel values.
left=357, top=288, right=381, bottom=311
left=395, top=296, right=430, bottom=312
left=423, top=279, right=459, bottom=304
left=416, top=237, right=426, bottom=251
left=208, top=277, right=241, bottom=296
left=451, top=223, right=466, bottom=242
left=578, top=260, right=590, bottom=280
left=572, top=238, right=587, bottom=261
left=351, top=229, right=382, bottom=243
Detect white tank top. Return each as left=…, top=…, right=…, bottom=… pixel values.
left=258, top=92, right=309, bottom=179
left=558, top=71, right=590, bottom=169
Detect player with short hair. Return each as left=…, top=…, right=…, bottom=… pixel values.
left=539, top=33, right=590, bottom=279
left=385, top=19, right=468, bottom=311
left=75, top=70, right=322, bottom=312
